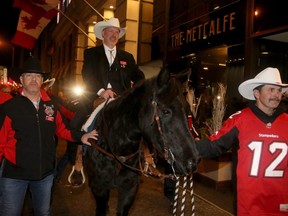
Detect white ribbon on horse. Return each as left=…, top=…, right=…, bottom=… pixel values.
left=81, top=98, right=115, bottom=132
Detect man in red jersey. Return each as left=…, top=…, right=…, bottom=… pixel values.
left=196, top=67, right=288, bottom=216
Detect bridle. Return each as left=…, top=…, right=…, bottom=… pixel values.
left=150, top=91, right=177, bottom=178
left=151, top=91, right=196, bottom=216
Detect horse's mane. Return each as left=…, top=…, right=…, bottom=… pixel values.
left=99, top=76, right=153, bottom=115
left=101, top=73, right=185, bottom=113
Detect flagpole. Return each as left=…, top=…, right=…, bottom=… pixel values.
left=81, top=0, right=107, bottom=21
left=57, top=9, right=96, bottom=45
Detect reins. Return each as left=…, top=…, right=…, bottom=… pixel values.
left=90, top=141, right=140, bottom=165
left=95, top=98, right=143, bottom=175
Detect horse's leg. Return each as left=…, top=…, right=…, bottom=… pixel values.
left=91, top=187, right=110, bottom=216
left=84, top=146, right=113, bottom=216
left=116, top=176, right=140, bottom=216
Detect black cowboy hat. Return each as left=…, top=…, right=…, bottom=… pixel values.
left=18, top=57, right=50, bottom=77
left=9, top=57, right=50, bottom=83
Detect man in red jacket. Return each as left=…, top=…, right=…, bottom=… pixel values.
left=0, top=91, right=12, bottom=104
left=0, top=56, right=98, bottom=216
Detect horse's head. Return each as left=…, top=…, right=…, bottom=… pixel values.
left=139, top=68, right=200, bottom=176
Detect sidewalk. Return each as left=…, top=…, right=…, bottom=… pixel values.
left=49, top=174, right=234, bottom=216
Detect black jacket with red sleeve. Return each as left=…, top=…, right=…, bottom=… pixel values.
left=0, top=89, right=84, bottom=180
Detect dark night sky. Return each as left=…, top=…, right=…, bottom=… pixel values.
left=0, top=0, right=20, bottom=67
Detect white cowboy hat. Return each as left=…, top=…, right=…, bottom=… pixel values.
left=93, top=17, right=127, bottom=40
left=43, top=78, right=55, bottom=88
left=238, top=67, right=288, bottom=100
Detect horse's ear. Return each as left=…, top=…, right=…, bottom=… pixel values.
left=156, top=67, right=171, bottom=87
left=170, top=68, right=191, bottom=84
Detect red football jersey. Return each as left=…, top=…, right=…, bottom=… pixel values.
left=199, top=107, right=288, bottom=216
left=235, top=108, right=288, bottom=215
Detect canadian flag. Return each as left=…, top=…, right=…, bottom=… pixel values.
left=11, top=0, right=59, bottom=50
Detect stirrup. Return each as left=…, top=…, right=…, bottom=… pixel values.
left=68, top=165, right=85, bottom=187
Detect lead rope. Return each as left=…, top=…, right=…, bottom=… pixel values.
left=172, top=174, right=196, bottom=216
left=189, top=175, right=196, bottom=216
left=180, top=176, right=187, bottom=216
left=172, top=176, right=180, bottom=216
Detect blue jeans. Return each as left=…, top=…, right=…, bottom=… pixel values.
left=0, top=174, right=54, bottom=216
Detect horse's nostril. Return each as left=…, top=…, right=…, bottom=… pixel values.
left=186, top=159, right=198, bottom=173
left=187, top=160, right=193, bottom=172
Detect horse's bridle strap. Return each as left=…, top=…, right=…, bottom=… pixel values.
left=91, top=142, right=139, bottom=163
left=151, top=93, right=169, bottom=160
left=90, top=141, right=174, bottom=179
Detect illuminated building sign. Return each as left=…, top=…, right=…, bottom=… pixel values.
left=171, top=12, right=237, bottom=48
left=168, top=1, right=245, bottom=52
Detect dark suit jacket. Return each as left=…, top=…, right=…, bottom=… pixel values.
left=82, top=45, right=145, bottom=100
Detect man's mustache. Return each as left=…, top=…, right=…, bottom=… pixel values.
left=269, top=98, right=280, bottom=102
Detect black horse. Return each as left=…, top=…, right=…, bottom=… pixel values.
left=84, top=68, right=200, bottom=216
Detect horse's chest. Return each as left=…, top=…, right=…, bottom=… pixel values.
left=87, top=149, right=140, bottom=186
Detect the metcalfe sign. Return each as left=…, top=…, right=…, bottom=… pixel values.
left=169, top=0, right=245, bottom=51
left=171, top=12, right=237, bottom=48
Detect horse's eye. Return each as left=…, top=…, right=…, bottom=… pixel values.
left=161, top=109, right=170, bottom=116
